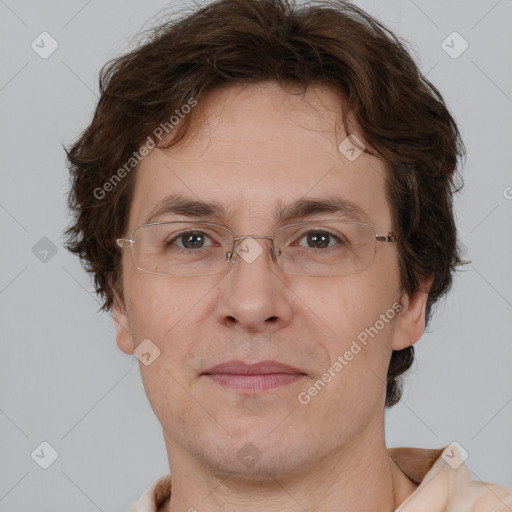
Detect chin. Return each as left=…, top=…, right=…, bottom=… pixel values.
left=195, top=428, right=314, bottom=479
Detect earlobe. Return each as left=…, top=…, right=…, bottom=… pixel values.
left=113, top=296, right=135, bottom=355
left=108, top=273, right=134, bottom=355
left=391, top=276, right=434, bottom=351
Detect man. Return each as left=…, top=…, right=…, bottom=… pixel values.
left=65, top=0, right=512, bottom=510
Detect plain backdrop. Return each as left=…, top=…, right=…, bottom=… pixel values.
left=0, top=0, right=511, bottom=510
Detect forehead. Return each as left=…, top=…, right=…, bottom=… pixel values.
left=128, top=81, right=391, bottom=232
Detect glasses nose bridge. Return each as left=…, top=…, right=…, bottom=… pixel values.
left=229, top=234, right=280, bottom=265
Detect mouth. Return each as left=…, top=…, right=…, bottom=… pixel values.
left=201, top=360, right=307, bottom=392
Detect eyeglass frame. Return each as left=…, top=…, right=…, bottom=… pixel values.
left=115, top=219, right=397, bottom=277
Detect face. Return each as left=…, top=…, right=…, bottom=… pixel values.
left=114, top=81, right=429, bottom=479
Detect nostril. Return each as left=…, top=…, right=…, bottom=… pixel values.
left=226, top=316, right=237, bottom=326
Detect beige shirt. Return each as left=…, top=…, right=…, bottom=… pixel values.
left=127, top=445, right=512, bottom=512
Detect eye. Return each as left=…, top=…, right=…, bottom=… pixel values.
left=166, top=230, right=216, bottom=250
left=296, top=229, right=346, bottom=249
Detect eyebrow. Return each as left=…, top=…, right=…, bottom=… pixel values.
left=144, top=193, right=372, bottom=225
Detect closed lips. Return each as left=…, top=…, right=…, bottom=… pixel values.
left=203, top=360, right=306, bottom=375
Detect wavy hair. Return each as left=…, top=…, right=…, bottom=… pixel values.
left=65, top=0, right=467, bottom=406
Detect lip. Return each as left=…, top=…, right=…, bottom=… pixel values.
left=204, top=360, right=304, bottom=375
left=202, top=360, right=307, bottom=392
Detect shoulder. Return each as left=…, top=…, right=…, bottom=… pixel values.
left=127, top=474, right=172, bottom=512
left=390, top=444, right=512, bottom=512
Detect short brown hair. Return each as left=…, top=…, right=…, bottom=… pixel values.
left=64, top=0, right=467, bottom=407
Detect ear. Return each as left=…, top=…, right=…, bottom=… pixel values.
left=392, top=276, right=434, bottom=351
left=110, top=277, right=135, bottom=355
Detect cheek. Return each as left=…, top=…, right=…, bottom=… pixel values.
left=291, top=261, right=401, bottom=403
left=302, top=279, right=399, bottom=417
left=124, top=273, right=208, bottom=418
left=125, top=269, right=198, bottom=332
left=123, top=269, right=212, bottom=381
left=140, top=359, right=206, bottom=438
left=294, top=268, right=398, bottom=344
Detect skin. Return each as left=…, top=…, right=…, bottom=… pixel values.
left=113, top=81, right=432, bottom=511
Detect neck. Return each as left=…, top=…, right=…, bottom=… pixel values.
left=163, top=430, right=418, bottom=512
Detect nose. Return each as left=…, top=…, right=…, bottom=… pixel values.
left=227, top=235, right=279, bottom=267
left=215, top=236, right=293, bottom=333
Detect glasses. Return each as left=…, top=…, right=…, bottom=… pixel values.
left=115, top=220, right=396, bottom=277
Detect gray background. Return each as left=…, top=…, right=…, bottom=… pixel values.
left=0, top=0, right=511, bottom=510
